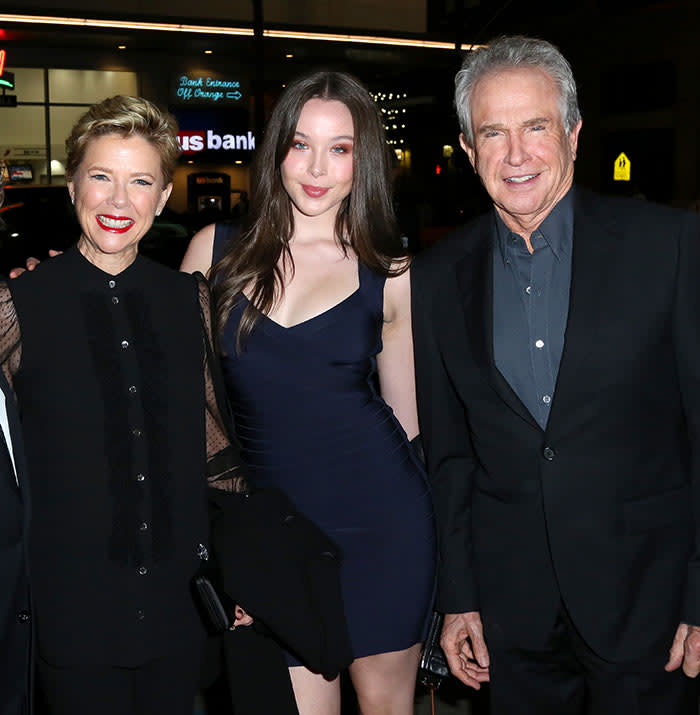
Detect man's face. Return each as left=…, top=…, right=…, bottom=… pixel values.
left=461, top=67, right=582, bottom=236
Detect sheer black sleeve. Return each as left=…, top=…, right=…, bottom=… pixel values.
left=196, top=273, right=248, bottom=493
left=0, top=282, right=21, bottom=390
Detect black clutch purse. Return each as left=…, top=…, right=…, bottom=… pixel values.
left=418, top=611, right=450, bottom=690
left=192, top=572, right=235, bottom=634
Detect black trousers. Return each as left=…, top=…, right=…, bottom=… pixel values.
left=37, top=649, right=202, bottom=715
left=487, top=605, right=697, bottom=715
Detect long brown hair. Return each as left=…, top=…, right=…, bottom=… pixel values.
left=209, top=70, right=405, bottom=348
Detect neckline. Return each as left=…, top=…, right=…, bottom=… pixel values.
left=244, top=262, right=364, bottom=332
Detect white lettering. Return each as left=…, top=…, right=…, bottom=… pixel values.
left=207, top=130, right=222, bottom=149
left=223, top=135, right=236, bottom=150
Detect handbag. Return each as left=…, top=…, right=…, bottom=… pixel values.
left=418, top=610, right=450, bottom=691
left=192, top=571, right=235, bottom=634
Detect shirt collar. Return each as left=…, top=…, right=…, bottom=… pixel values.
left=495, top=187, right=574, bottom=265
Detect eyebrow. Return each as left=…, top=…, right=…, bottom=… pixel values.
left=88, top=165, right=158, bottom=178
left=294, top=130, right=354, bottom=142
left=477, top=117, right=552, bottom=136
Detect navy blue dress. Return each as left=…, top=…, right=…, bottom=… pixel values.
left=215, top=233, right=435, bottom=662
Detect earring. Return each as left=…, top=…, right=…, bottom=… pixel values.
left=155, top=209, right=161, bottom=216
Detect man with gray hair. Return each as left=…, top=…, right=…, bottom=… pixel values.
left=412, top=35, right=700, bottom=713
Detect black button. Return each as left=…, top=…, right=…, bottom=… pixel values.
left=136, top=609, right=145, bottom=620
left=128, top=385, right=137, bottom=394
left=136, top=473, right=145, bottom=482
left=132, top=428, right=142, bottom=437
left=139, top=521, right=148, bottom=531
left=17, top=610, right=30, bottom=624
left=543, top=446, right=555, bottom=461
left=108, top=280, right=116, bottom=289
left=138, top=566, right=148, bottom=575
left=121, top=340, right=129, bottom=349
left=112, top=296, right=119, bottom=305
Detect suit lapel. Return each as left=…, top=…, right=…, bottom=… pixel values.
left=547, top=189, right=621, bottom=430
left=455, top=214, right=539, bottom=428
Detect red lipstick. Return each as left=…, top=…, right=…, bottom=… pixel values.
left=96, top=214, right=135, bottom=233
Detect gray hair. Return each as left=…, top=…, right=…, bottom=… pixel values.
left=455, top=36, right=581, bottom=146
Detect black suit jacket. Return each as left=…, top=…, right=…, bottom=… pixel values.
left=412, top=187, right=700, bottom=663
left=0, top=369, right=31, bottom=715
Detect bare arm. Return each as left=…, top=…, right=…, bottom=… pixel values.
left=376, top=264, right=419, bottom=441
left=180, top=223, right=216, bottom=275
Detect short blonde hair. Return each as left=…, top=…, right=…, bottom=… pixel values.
left=65, top=95, right=180, bottom=185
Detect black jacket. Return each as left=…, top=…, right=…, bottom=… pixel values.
left=0, top=367, right=31, bottom=715
left=207, top=486, right=353, bottom=714
left=412, top=188, right=700, bottom=662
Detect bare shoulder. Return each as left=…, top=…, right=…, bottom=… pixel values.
left=383, top=259, right=412, bottom=323
left=180, top=223, right=216, bottom=275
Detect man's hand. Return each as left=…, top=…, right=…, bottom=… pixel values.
left=9, top=249, right=62, bottom=278
left=440, top=611, right=490, bottom=689
left=665, top=622, right=700, bottom=677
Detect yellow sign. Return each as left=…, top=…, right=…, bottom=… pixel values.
left=614, top=152, right=631, bottom=181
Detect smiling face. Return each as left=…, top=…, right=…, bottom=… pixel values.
left=69, top=133, right=172, bottom=273
left=280, top=98, right=354, bottom=229
left=461, top=67, right=581, bottom=238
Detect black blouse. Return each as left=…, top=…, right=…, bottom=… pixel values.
left=0, top=246, right=244, bottom=667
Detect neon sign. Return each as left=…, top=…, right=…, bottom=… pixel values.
left=173, top=74, right=245, bottom=104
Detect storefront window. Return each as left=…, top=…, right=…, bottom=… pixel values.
left=1, top=69, right=138, bottom=185
left=14, top=68, right=45, bottom=102
left=48, top=69, right=138, bottom=104
left=0, top=105, right=47, bottom=184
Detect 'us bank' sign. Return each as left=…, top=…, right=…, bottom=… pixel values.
left=178, top=129, right=256, bottom=154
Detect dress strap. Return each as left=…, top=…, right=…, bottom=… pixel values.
left=357, top=262, right=386, bottom=319
left=212, top=221, right=240, bottom=265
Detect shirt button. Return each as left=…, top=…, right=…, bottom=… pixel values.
left=137, top=609, right=145, bottom=620
left=535, top=339, right=544, bottom=349
left=112, top=296, right=119, bottom=305
left=525, top=285, right=532, bottom=295
left=121, top=340, right=129, bottom=349
left=543, top=394, right=552, bottom=404
left=132, top=428, right=142, bottom=437
left=138, top=566, right=148, bottom=575
left=543, top=446, right=555, bottom=461
left=136, top=473, right=146, bottom=482
left=128, top=385, right=137, bottom=394
left=139, top=521, right=149, bottom=531
left=17, top=610, right=30, bottom=624
left=108, top=280, right=116, bottom=289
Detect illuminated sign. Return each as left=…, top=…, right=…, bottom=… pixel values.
left=178, top=129, right=256, bottom=154
left=614, top=152, right=631, bottom=182
left=0, top=72, right=14, bottom=90
left=0, top=49, right=14, bottom=90
left=172, top=72, right=247, bottom=105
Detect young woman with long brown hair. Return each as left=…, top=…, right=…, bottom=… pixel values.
left=182, top=70, right=435, bottom=714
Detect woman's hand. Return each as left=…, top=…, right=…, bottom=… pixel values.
left=231, top=604, right=253, bottom=629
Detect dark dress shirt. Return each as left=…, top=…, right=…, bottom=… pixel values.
left=493, top=189, right=574, bottom=429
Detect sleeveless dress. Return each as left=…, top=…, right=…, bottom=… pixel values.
left=214, top=231, right=435, bottom=662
